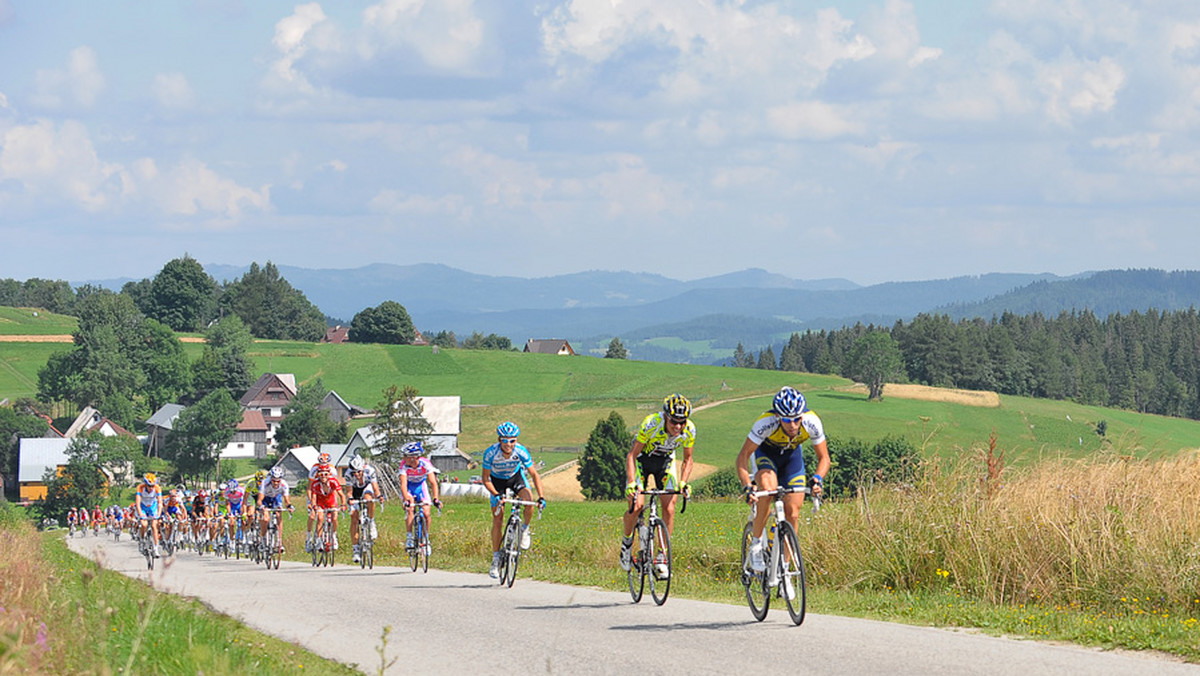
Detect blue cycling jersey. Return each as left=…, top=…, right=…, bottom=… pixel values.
left=481, top=442, right=533, bottom=480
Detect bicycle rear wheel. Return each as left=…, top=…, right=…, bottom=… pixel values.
left=418, top=515, right=430, bottom=573
left=409, top=514, right=421, bottom=572
left=777, top=522, right=807, bottom=626
left=627, top=522, right=645, bottom=603
left=741, top=522, right=769, bottom=621
left=649, top=519, right=672, bottom=606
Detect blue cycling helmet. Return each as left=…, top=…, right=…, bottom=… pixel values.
left=227, top=479, right=238, bottom=489
left=772, top=386, right=807, bottom=417
left=401, top=440, right=424, bottom=456
left=496, top=421, right=520, bottom=439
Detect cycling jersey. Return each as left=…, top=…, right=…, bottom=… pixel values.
left=309, top=475, right=341, bottom=510
left=224, top=487, right=246, bottom=515
left=400, top=458, right=439, bottom=504
left=137, top=486, right=162, bottom=518
left=746, top=410, right=826, bottom=487
left=482, top=442, right=533, bottom=481
left=342, top=464, right=378, bottom=489
left=634, top=412, right=696, bottom=458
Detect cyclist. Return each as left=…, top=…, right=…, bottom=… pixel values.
left=90, top=505, right=106, bottom=535
left=397, top=441, right=442, bottom=555
left=78, top=505, right=90, bottom=532
left=257, top=466, right=295, bottom=547
left=108, top=504, right=123, bottom=533
left=163, top=487, right=187, bottom=545
left=134, top=473, right=164, bottom=557
left=244, top=470, right=265, bottom=528
left=481, top=421, right=546, bottom=579
left=210, top=482, right=231, bottom=545
left=619, top=393, right=696, bottom=578
left=735, top=386, right=831, bottom=592
left=192, top=489, right=211, bottom=542
left=305, top=451, right=334, bottom=551
left=343, top=455, right=381, bottom=564
left=67, top=507, right=78, bottom=532
left=307, top=465, right=344, bottom=552
left=223, top=479, right=248, bottom=542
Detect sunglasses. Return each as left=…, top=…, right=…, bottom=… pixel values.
left=778, top=416, right=802, bottom=424
left=667, top=416, right=688, bottom=425
left=500, top=437, right=518, bottom=444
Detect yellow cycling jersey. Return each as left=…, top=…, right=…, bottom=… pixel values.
left=746, top=410, right=825, bottom=453
left=634, top=412, right=696, bottom=457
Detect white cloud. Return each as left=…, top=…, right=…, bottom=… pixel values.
left=369, top=189, right=470, bottom=218
left=31, top=46, right=106, bottom=109
left=444, top=145, right=551, bottom=208
left=264, top=3, right=336, bottom=94
left=1038, top=53, right=1125, bottom=124
left=0, top=119, right=128, bottom=210
left=360, top=0, right=486, bottom=72
left=0, top=119, right=269, bottom=218
left=152, top=72, right=195, bottom=109
left=766, top=101, right=863, bottom=140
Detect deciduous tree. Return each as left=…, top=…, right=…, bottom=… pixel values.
left=577, top=411, right=632, bottom=500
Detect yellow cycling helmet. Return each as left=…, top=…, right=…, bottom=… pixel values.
left=662, top=393, right=691, bottom=419
left=143, top=472, right=157, bottom=486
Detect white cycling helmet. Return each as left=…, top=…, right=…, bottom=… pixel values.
left=349, top=456, right=365, bottom=472
left=270, top=466, right=284, bottom=479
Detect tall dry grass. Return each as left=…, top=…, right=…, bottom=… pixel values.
left=807, top=449, right=1200, bottom=612
left=0, top=521, right=55, bottom=674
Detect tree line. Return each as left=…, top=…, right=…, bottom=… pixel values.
left=733, top=308, right=1200, bottom=420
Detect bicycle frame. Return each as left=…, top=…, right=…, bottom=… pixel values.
left=742, top=485, right=819, bottom=625
left=495, top=490, right=543, bottom=587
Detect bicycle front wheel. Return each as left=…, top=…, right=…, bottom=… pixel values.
left=502, top=518, right=521, bottom=587
left=649, top=519, right=672, bottom=606
left=418, top=516, right=430, bottom=574
left=777, top=522, right=807, bottom=626
left=741, top=522, right=769, bottom=621
left=409, top=515, right=421, bottom=572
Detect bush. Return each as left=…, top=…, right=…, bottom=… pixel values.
left=694, top=466, right=742, bottom=498
left=826, top=434, right=917, bottom=498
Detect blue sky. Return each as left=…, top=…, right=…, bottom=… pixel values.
left=3, top=1, right=1200, bottom=286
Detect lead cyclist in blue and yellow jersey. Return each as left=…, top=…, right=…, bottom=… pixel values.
left=619, top=394, right=696, bottom=573
left=735, top=386, right=831, bottom=573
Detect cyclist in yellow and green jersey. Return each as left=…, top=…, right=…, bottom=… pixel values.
left=619, top=394, right=695, bottom=574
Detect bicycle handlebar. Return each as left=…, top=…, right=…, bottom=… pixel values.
left=626, top=488, right=688, bottom=515
left=748, top=485, right=822, bottom=511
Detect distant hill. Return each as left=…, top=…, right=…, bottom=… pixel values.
left=943, top=269, right=1200, bottom=320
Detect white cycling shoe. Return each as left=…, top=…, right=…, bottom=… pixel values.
left=520, top=526, right=531, bottom=550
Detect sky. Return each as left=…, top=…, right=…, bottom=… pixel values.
left=3, top=1, right=1200, bottom=287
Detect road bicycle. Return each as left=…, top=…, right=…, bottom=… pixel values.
left=495, top=490, right=543, bottom=588
left=407, top=500, right=439, bottom=574
left=259, top=507, right=290, bottom=570
left=137, top=517, right=160, bottom=570
left=741, top=485, right=820, bottom=625
left=627, top=488, right=686, bottom=606
left=311, top=507, right=338, bottom=567
left=349, top=499, right=380, bottom=570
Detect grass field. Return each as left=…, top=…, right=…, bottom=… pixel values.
left=0, top=306, right=77, bottom=335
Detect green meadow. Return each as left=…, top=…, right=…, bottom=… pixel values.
left=0, top=306, right=77, bottom=335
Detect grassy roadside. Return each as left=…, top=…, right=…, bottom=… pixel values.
left=0, top=511, right=359, bottom=675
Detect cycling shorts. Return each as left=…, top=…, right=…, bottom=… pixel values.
left=262, top=495, right=284, bottom=510
left=350, top=483, right=376, bottom=502
left=228, top=500, right=244, bottom=516
left=489, top=474, right=529, bottom=508
left=166, top=505, right=184, bottom=517
left=312, top=493, right=338, bottom=510
left=753, top=447, right=807, bottom=488
left=139, top=503, right=160, bottom=519
left=635, top=454, right=680, bottom=491
left=407, top=481, right=430, bottom=505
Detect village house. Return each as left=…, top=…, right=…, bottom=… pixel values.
left=145, top=403, right=185, bottom=457
left=240, top=373, right=297, bottom=449
left=523, top=339, right=576, bottom=356
left=318, top=390, right=370, bottom=424
left=216, top=409, right=270, bottom=459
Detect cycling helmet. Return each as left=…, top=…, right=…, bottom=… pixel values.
left=218, top=482, right=228, bottom=492
left=772, top=386, right=807, bottom=417
left=255, top=469, right=266, bottom=482
left=496, top=421, right=520, bottom=439
left=198, top=489, right=207, bottom=498
left=143, top=473, right=157, bottom=486
left=349, top=456, right=365, bottom=471
left=270, top=466, right=284, bottom=479
left=227, top=479, right=239, bottom=490
left=401, top=440, right=424, bottom=456
left=662, top=393, right=692, bottom=419
left=318, top=451, right=331, bottom=464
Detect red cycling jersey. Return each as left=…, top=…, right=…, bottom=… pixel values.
left=310, top=475, right=342, bottom=510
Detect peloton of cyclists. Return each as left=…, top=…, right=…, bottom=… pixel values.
left=343, top=454, right=381, bottom=564
left=481, top=421, right=546, bottom=579
left=397, top=440, right=442, bottom=555
left=619, top=393, right=696, bottom=579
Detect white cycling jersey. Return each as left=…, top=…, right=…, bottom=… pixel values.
left=342, top=464, right=378, bottom=489
left=259, top=478, right=290, bottom=499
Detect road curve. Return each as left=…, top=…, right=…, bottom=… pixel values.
left=67, top=536, right=1197, bottom=676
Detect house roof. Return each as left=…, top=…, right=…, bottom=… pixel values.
left=237, top=409, right=268, bottom=431
left=524, top=339, right=575, bottom=355
left=146, top=403, right=186, bottom=429
left=18, top=437, right=71, bottom=483
left=63, top=406, right=101, bottom=438
left=240, top=373, right=298, bottom=407
left=323, top=326, right=350, bottom=344
left=278, top=445, right=320, bottom=470
left=320, top=390, right=370, bottom=416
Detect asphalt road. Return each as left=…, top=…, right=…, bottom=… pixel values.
left=67, top=534, right=1199, bottom=676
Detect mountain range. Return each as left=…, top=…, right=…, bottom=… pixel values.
left=86, top=264, right=1200, bottom=365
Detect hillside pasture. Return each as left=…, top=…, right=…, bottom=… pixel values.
left=0, top=306, right=77, bottom=335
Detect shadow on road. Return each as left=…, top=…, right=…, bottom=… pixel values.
left=515, top=601, right=629, bottom=611
left=609, top=620, right=755, bottom=632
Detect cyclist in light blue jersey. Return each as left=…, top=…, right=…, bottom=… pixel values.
left=481, top=421, right=546, bottom=578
